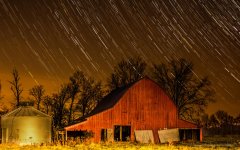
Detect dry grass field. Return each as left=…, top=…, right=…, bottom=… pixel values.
left=0, top=143, right=239, bottom=150
left=0, top=136, right=239, bottom=150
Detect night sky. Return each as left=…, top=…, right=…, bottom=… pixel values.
left=0, top=0, right=239, bottom=116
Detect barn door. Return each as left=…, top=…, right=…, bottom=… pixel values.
left=101, top=129, right=113, bottom=142
left=107, top=129, right=114, bottom=142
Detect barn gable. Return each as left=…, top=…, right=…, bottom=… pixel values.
left=86, top=76, right=176, bottom=118
left=65, top=77, right=200, bottom=143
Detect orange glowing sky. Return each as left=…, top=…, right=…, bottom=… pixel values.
left=0, top=0, right=240, bottom=116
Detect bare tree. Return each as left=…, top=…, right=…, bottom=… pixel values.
left=152, top=58, right=214, bottom=120
left=77, top=79, right=104, bottom=117
left=0, top=80, right=8, bottom=115
left=29, top=85, right=45, bottom=110
left=200, top=114, right=210, bottom=128
left=52, top=84, right=70, bottom=129
left=67, top=70, right=84, bottom=124
left=234, top=114, right=240, bottom=126
left=215, top=110, right=234, bottom=127
left=43, top=95, right=53, bottom=115
left=108, top=57, right=146, bottom=90
left=9, top=68, right=23, bottom=107
left=209, top=114, right=219, bottom=128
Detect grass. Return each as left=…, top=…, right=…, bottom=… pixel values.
left=0, top=136, right=240, bottom=150
left=0, top=142, right=239, bottom=150
left=203, top=135, right=240, bottom=144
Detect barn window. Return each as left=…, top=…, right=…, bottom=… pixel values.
left=114, top=125, right=131, bottom=141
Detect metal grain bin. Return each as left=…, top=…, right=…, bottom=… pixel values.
left=1, top=106, right=51, bottom=145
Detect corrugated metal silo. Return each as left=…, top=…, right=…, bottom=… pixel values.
left=1, top=106, right=51, bottom=145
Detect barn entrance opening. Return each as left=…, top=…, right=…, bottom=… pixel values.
left=101, top=129, right=107, bottom=141
left=179, top=129, right=200, bottom=141
left=66, top=130, right=87, bottom=142
left=114, top=125, right=131, bottom=141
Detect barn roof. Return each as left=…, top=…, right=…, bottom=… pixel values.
left=85, top=81, right=135, bottom=118
left=2, top=106, right=50, bottom=118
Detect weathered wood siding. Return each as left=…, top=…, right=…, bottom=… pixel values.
left=66, top=78, right=198, bottom=143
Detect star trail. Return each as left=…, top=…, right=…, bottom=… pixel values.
left=0, top=0, right=239, bottom=115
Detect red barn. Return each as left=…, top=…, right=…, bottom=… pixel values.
left=65, top=77, right=202, bottom=143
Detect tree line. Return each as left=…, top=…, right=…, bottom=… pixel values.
left=0, top=57, right=217, bottom=131
left=200, top=111, right=240, bottom=135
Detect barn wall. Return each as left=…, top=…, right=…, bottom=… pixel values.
left=67, top=78, right=186, bottom=143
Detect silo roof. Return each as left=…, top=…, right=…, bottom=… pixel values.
left=2, top=106, right=50, bottom=118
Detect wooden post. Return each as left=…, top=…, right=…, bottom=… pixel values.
left=56, top=131, right=58, bottom=141
left=183, top=130, right=186, bottom=140
left=120, top=126, right=122, bottom=141
left=200, top=128, right=203, bottom=142
left=65, top=130, right=68, bottom=142
left=191, top=129, right=193, bottom=140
